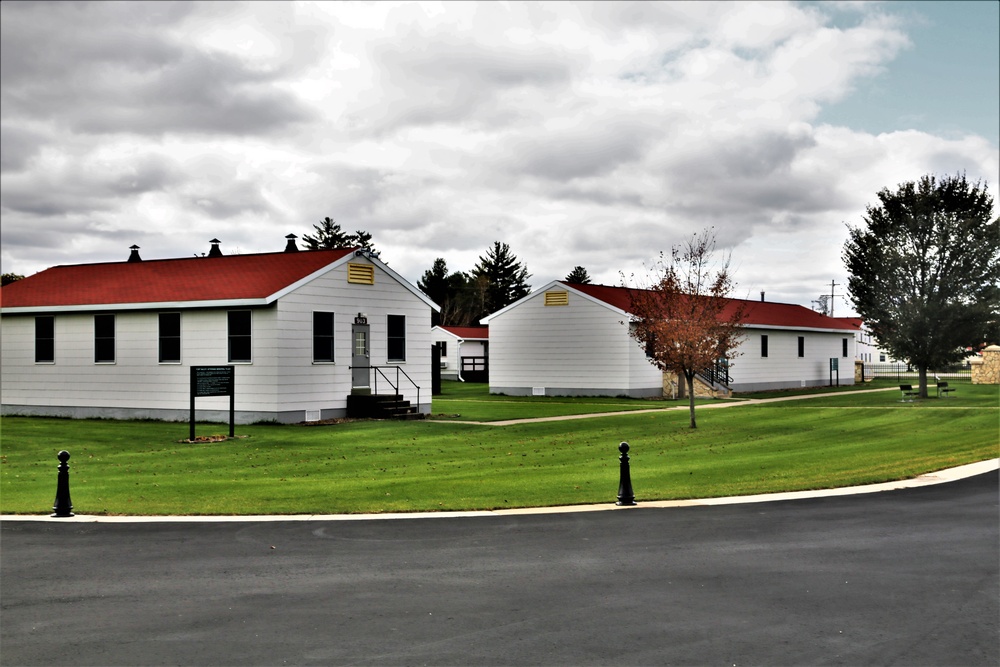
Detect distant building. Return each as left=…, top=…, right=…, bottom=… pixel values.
left=1, top=239, right=437, bottom=422
left=431, top=325, right=489, bottom=382
left=836, top=317, right=905, bottom=364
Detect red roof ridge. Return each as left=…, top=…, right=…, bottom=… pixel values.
left=438, top=325, right=489, bottom=339
left=2, top=247, right=359, bottom=310
left=559, top=281, right=856, bottom=331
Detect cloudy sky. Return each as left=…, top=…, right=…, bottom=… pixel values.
left=2, top=1, right=997, bottom=314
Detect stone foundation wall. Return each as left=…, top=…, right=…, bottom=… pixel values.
left=971, top=345, right=1000, bottom=385
left=662, top=373, right=725, bottom=398
left=855, top=360, right=864, bottom=383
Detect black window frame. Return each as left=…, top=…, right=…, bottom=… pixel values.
left=387, top=314, right=406, bottom=362
left=797, top=336, right=805, bottom=358
left=94, top=314, right=116, bottom=363
left=313, top=311, right=335, bottom=363
left=842, top=337, right=849, bottom=358
left=760, top=334, right=768, bottom=358
left=159, top=312, right=181, bottom=363
left=228, top=310, right=252, bottom=363
left=439, top=341, right=447, bottom=357
left=35, top=315, right=55, bottom=363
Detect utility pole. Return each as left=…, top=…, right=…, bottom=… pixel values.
left=829, top=280, right=840, bottom=317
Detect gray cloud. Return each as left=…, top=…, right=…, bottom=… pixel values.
left=0, top=1, right=315, bottom=138
left=351, top=34, right=574, bottom=135
left=0, top=124, right=46, bottom=172
left=1, top=1, right=995, bottom=310
left=1, top=153, right=181, bottom=216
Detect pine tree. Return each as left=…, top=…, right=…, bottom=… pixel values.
left=418, top=258, right=479, bottom=326
left=302, top=217, right=377, bottom=254
left=471, top=242, right=531, bottom=319
left=565, top=266, right=591, bottom=284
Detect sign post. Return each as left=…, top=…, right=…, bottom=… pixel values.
left=190, top=366, right=235, bottom=441
left=829, top=358, right=839, bottom=387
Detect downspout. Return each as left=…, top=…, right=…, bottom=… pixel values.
left=456, top=338, right=466, bottom=382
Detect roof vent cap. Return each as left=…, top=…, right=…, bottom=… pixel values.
left=128, top=245, right=142, bottom=262
left=284, top=234, right=299, bottom=253
left=208, top=239, right=223, bottom=258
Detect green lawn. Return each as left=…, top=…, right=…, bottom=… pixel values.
left=429, top=381, right=710, bottom=421
left=1, top=382, right=996, bottom=515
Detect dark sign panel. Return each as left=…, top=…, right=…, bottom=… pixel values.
left=190, top=366, right=235, bottom=440
left=192, top=366, right=234, bottom=397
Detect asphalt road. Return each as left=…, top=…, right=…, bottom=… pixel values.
left=2, top=471, right=997, bottom=667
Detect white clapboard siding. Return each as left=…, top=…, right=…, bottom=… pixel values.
left=489, top=288, right=661, bottom=396
left=729, top=327, right=855, bottom=391
left=1, top=255, right=434, bottom=421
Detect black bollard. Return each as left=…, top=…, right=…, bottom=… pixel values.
left=616, top=442, right=636, bottom=506
left=51, top=450, right=74, bottom=518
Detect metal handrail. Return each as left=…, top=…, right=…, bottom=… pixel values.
left=697, top=359, right=731, bottom=388
left=365, top=365, right=421, bottom=415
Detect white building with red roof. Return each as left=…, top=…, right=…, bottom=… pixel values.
left=431, top=325, right=489, bottom=382
left=1, top=239, right=438, bottom=422
left=481, top=281, right=858, bottom=397
left=835, top=317, right=905, bottom=365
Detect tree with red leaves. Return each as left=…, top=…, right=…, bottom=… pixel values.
left=627, top=229, right=747, bottom=428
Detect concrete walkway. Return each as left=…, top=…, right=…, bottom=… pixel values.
left=439, top=386, right=904, bottom=426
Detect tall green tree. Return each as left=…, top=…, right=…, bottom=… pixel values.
left=843, top=173, right=1000, bottom=398
left=302, top=217, right=377, bottom=253
left=627, top=229, right=746, bottom=429
left=471, top=241, right=531, bottom=319
left=565, top=266, right=592, bottom=284
left=418, top=258, right=477, bottom=326
left=1, top=273, right=25, bottom=286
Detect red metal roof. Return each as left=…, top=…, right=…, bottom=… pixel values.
left=439, top=325, right=489, bottom=339
left=562, top=282, right=856, bottom=331
left=835, top=317, right=864, bottom=330
left=1, top=249, right=357, bottom=309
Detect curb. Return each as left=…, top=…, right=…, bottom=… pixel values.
left=2, top=459, right=996, bottom=524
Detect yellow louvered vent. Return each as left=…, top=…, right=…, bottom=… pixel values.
left=544, top=291, right=569, bottom=306
left=347, top=263, right=375, bottom=285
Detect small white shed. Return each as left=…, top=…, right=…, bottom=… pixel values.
left=431, top=325, right=489, bottom=381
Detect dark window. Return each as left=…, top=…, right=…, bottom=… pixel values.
left=159, top=313, right=181, bottom=363
left=439, top=341, right=447, bottom=357
left=797, top=336, right=805, bottom=358
left=313, top=312, right=335, bottom=362
left=228, top=311, right=252, bottom=362
left=760, top=334, right=768, bottom=358
left=842, top=338, right=849, bottom=358
left=95, top=314, right=115, bottom=363
left=35, top=316, right=54, bottom=363
left=387, top=315, right=406, bottom=361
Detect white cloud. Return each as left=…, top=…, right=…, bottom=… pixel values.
left=1, top=1, right=996, bottom=313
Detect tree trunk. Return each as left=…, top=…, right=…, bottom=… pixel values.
left=918, top=365, right=929, bottom=398
left=686, top=372, right=697, bottom=429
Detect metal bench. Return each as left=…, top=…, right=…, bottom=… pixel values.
left=899, top=384, right=918, bottom=402
left=936, top=381, right=955, bottom=399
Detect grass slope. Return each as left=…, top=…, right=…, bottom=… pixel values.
left=1, top=383, right=996, bottom=515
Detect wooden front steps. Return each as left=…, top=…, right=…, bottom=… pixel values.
left=346, top=394, right=425, bottom=420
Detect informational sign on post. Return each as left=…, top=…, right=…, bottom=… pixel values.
left=190, top=366, right=235, bottom=441
left=829, top=358, right=840, bottom=387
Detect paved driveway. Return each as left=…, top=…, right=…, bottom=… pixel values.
left=2, top=471, right=997, bottom=666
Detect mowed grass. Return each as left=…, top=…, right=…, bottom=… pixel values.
left=428, top=381, right=711, bottom=421
left=1, top=382, right=996, bottom=515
